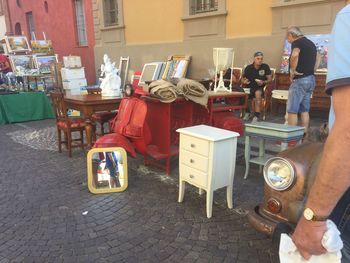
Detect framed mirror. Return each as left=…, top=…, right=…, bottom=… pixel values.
left=87, top=147, right=128, bottom=194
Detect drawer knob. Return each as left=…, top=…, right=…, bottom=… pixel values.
left=190, top=159, right=194, bottom=163
left=190, top=144, right=195, bottom=148
left=189, top=174, right=194, bottom=179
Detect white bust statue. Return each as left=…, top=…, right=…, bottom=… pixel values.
left=100, top=54, right=121, bottom=97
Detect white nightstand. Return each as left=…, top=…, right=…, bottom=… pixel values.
left=177, top=125, right=239, bottom=218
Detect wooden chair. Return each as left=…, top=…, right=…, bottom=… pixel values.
left=50, top=92, right=86, bottom=157
left=87, top=87, right=117, bottom=136
left=262, top=68, right=276, bottom=120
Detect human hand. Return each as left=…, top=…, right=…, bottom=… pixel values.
left=255, top=79, right=264, bottom=86
left=289, top=70, right=303, bottom=82
left=242, top=77, right=250, bottom=85
left=291, top=217, right=327, bottom=260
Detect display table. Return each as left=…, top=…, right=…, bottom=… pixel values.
left=244, top=122, right=304, bottom=179
left=177, top=125, right=239, bottom=218
left=0, top=92, right=54, bottom=125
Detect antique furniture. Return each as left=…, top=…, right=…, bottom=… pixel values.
left=213, top=48, right=234, bottom=92
left=0, top=92, right=54, bottom=125
left=143, top=91, right=247, bottom=175
left=247, top=142, right=324, bottom=242
left=272, top=73, right=329, bottom=113
left=87, top=87, right=117, bottom=136
left=64, top=94, right=122, bottom=148
left=87, top=147, right=128, bottom=194
left=177, top=125, right=239, bottom=218
left=50, top=92, right=86, bottom=157
left=244, top=122, right=305, bottom=179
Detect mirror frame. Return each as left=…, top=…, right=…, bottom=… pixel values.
left=87, top=147, right=128, bottom=194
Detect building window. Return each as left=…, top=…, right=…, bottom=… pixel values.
left=15, top=23, right=22, bottom=35
left=44, top=1, right=49, bottom=13
left=74, top=0, right=88, bottom=46
left=190, top=0, right=218, bottom=15
left=26, top=12, right=35, bottom=39
left=103, top=0, right=118, bottom=27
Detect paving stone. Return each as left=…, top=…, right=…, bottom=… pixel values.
left=2, top=118, right=325, bottom=262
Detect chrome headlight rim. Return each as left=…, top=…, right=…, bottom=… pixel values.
left=263, top=157, right=295, bottom=191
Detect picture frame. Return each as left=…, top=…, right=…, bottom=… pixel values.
left=30, top=40, right=54, bottom=55
left=5, top=36, right=31, bottom=53
left=87, top=147, right=128, bottom=194
left=9, top=55, right=34, bottom=74
left=34, top=55, right=58, bottom=74
left=162, top=55, right=191, bottom=80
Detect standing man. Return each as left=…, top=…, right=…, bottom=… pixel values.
left=286, top=26, right=319, bottom=137
left=292, top=1, right=350, bottom=262
left=242, top=52, right=272, bottom=122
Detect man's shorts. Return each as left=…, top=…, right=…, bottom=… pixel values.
left=287, top=75, right=316, bottom=113
left=330, top=188, right=350, bottom=262
left=249, top=86, right=264, bottom=100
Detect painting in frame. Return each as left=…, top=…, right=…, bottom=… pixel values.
left=31, top=40, right=54, bottom=55
left=34, top=55, right=58, bottom=74
left=5, top=36, right=31, bottom=53
left=9, top=55, right=34, bottom=74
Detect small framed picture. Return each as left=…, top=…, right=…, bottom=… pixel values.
left=5, top=36, right=31, bottom=53
left=30, top=40, right=54, bottom=55
left=34, top=55, right=58, bottom=74
left=9, top=55, right=34, bottom=74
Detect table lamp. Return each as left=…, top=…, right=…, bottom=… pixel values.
left=213, top=48, right=234, bottom=92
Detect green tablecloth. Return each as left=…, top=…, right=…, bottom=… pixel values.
left=0, top=92, right=54, bottom=125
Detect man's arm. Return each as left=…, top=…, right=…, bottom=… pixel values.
left=314, top=52, right=321, bottom=72
left=289, top=48, right=300, bottom=81
left=292, top=85, right=350, bottom=259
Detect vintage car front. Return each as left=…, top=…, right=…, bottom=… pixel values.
left=248, top=142, right=324, bottom=238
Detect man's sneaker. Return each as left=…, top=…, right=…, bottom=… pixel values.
left=251, top=116, right=258, bottom=123
left=243, top=113, right=251, bottom=121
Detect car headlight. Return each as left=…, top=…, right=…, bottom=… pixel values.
left=263, top=157, right=295, bottom=191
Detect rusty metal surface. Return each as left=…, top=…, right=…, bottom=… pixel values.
left=251, top=142, right=324, bottom=233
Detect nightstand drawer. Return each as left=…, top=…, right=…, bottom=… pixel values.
left=180, top=165, right=207, bottom=188
left=180, top=150, right=208, bottom=173
left=181, top=134, right=209, bottom=156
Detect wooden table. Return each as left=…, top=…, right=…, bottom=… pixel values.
left=244, top=122, right=304, bottom=179
left=64, top=94, right=122, bottom=148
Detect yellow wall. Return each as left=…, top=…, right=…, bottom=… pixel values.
left=123, top=0, right=183, bottom=44
left=227, top=0, right=273, bottom=38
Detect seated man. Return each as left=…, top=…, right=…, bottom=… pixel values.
left=242, top=52, right=272, bottom=122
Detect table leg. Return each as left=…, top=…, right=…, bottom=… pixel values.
left=206, top=190, right=213, bottom=218
left=284, top=102, right=288, bottom=125
left=258, top=138, right=265, bottom=174
left=85, top=121, right=93, bottom=149
left=226, top=185, right=233, bottom=209
left=178, top=180, right=186, bottom=202
left=244, top=135, right=251, bottom=179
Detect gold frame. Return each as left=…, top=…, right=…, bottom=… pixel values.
left=87, top=147, right=128, bottom=194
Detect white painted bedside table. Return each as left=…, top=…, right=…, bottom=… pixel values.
left=177, top=125, right=239, bottom=218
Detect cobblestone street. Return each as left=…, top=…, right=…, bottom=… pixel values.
left=0, top=119, right=283, bottom=263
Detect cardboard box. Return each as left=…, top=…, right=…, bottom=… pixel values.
left=65, top=88, right=81, bottom=96
left=63, top=56, right=82, bottom=68
left=61, top=67, right=85, bottom=81
left=63, top=78, right=87, bottom=90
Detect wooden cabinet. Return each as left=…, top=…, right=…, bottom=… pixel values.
left=274, top=73, right=330, bottom=111
left=177, top=125, right=239, bottom=218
